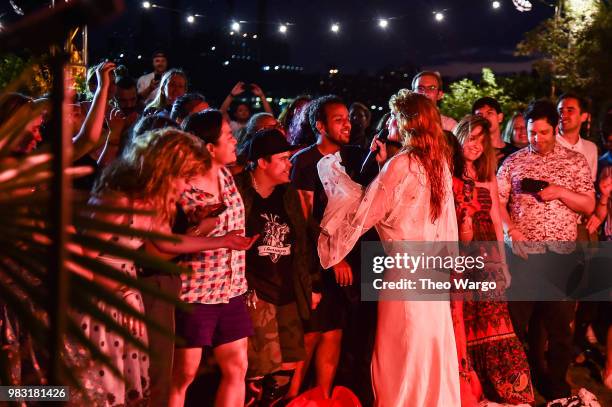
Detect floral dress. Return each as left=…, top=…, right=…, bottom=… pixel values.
left=452, top=176, right=534, bottom=405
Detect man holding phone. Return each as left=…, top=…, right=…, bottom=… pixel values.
left=496, top=100, right=595, bottom=401
left=137, top=51, right=168, bottom=102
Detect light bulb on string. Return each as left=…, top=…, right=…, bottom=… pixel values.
left=492, top=1, right=501, bottom=9
left=434, top=11, right=444, bottom=22
left=186, top=15, right=195, bottom=24
left=378, top=18, right=389, bottom=29
left=142, top=1, right=151, bottom=9
left=279, top=24, right=288, bottom=34
left=330, top=23, right=340, bottom=33
left=231, top=21, right=241, bottom=32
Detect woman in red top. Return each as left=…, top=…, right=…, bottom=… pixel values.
left=451, top=115, right=534, bottom=406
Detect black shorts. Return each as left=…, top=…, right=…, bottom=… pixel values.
left=302, top=272, right=348, bottom=333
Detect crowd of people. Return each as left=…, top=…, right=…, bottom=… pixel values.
left=1, top=51, right=612, bottom=407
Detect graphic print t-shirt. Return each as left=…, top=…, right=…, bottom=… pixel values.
left=246, top=187, right=295, bottom=305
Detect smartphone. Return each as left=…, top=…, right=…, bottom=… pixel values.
left=205, top=203, right=227, bottom=218
left=520, top=178, right=549, bottom=193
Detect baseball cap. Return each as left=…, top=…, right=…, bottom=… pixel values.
left=247, top=128, right=293, bottom=161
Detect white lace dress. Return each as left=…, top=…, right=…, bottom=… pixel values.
left=317, top=151, right=461, bottom=407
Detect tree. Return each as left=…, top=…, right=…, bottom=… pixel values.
left=440, top=68, right=524, bottom=120
left=577, top=3, right=612, bottom=104
left=515, top=1, right=612, bottom=105
left=0, top=54, right=52, bottom=96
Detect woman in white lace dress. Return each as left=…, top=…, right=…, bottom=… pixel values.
left=317, top=90, right=460, bottom=406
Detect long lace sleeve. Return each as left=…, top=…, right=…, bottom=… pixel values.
left=317, top=152, right=406, bottom=268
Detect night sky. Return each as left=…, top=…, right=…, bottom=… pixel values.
left=0, top=0, right=555, bottom=76
left=82, top=0, right=554, bottom=76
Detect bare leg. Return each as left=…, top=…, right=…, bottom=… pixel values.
left=213, top=337, right=249, bottom=407
left=314, top=329, right=342, bottom=398
left=168, top=347, right=202, bottom=407
left=286, top=332, right=320, bottom=399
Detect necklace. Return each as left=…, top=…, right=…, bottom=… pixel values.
left=251, top=173, right=272, bottom=198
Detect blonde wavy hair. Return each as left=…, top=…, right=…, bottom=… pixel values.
left=94, top=128, right=210, bottom=224
left=388, top=89, right=451, bottom=221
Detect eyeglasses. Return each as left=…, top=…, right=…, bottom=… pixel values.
left=415, top=85, right=439, bottom=94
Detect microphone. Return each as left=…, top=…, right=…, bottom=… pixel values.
left=360, top=127, right=389, bottom=174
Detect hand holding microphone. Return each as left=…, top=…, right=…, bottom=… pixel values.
left=361, top=127, right=389, bottom=174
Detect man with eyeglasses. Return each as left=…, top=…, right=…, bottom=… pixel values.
left=411, top=71, right=457, bottom=132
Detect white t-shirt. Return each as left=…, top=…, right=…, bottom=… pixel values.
left=556, top=134, right=598, bottom=181
left=137, top=72, right=154, bottom=95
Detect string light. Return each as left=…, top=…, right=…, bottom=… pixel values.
left=137, top=55, right=142, bottom=59
left=136, top=5, right=515, bottom=38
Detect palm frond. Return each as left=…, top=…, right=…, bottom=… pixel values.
left=0, top=61, right=188, bottom=392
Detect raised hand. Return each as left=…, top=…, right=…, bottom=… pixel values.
left=96, top=61, right=116, bottom=92
left=250, top=83, right=265, bottom=98
left=230, top=82, right=246, bottom=97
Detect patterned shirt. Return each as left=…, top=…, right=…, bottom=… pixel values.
left=178, top=167, right=247, bottom=304
left=497, top=144, right=594, bottom=254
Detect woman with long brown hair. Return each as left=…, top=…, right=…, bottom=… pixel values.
left=317, top=90, right=460, bottom=406
left=451, top=115, right=534, bottom=406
